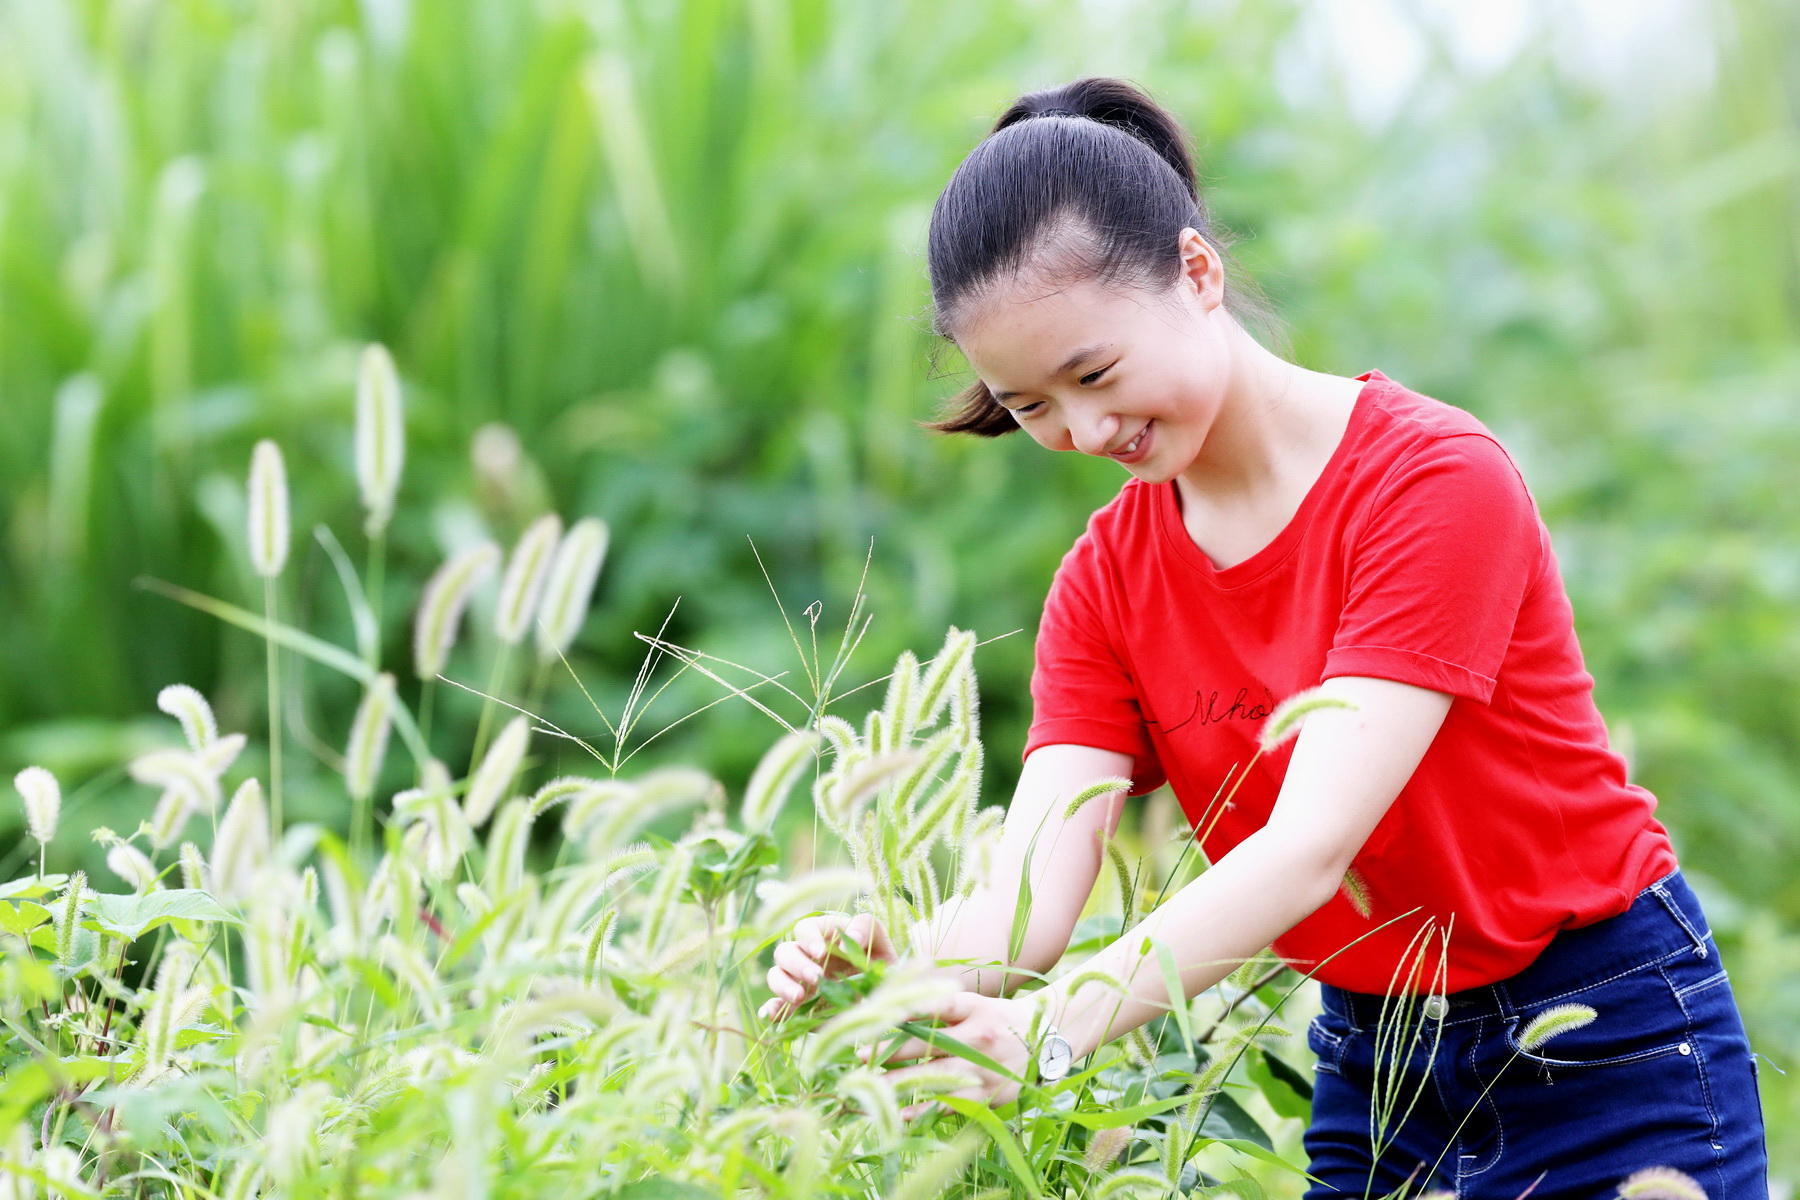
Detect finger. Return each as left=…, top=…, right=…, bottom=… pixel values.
left=757, top=997, right=788, bottom=1023
left=773, top=941, right=823, bottom=985
left=795, top=917, right=837, bottom=960
left=765, top=964, right=806, bottom=1005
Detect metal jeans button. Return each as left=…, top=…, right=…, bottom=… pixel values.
left=1423, top=994, right=1448, bottom=1020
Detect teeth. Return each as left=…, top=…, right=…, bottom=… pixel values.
left=1121, top=429, right=1145, bottom=454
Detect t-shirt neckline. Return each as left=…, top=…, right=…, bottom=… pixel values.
left=1155, top=370, right=1385, bottom=589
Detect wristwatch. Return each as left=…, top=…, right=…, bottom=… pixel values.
left=1036, top=1025, right=1074, bottom=1082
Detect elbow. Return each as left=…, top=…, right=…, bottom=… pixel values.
left=1261, top=831, right=1357, bottom=918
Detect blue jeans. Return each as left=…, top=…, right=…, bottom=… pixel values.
left=1302, top=869, right=1769, bottom=1198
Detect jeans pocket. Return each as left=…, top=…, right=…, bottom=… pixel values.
left=1503, top=963, right=1692, bottom=1070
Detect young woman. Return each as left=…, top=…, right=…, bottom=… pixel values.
left=762, top=77, right=1769, bottom=1196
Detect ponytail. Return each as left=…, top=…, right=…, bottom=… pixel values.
left=924, top=77, right=1270, bottom=437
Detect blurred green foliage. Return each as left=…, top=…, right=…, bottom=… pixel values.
left=0, top=0, right=1795, bottom=1174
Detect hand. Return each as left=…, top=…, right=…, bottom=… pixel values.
left=758, top=912, right=897, bottom=1022
left=861, top=991, right=1038, bottom=1121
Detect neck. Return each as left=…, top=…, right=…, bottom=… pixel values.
left=1175, top=325, right=1352, bottom=505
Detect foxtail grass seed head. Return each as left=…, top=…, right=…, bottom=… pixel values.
left=214, top=778, right=272, bottom=901
left=247, top=438, right=290, bottom=579
left=1063, top=776, right=1132, bottom=820
left=108, top=843, right=158, bottom=892
left=1085, top=1125, right=1133, bottom=1171
left=149, top=787, right=197, bottom=849
left=911, top=627, right=975, bottom=730
left=14, top=766, right=59, bottom=846
left=464, top=714, right=530, bottom=828
left=414, top=541, right=502, bottom=679
left=495, top=513, right=563, bottom=645
left=156, top=684, right=218, bottom=750
left=1258, top=688, right=1357, bottom=752
left=354, top=342, right=405, bottom=537
left=198, top=731, right=247, bottom=777
left=54, top=871, right=86, bottom=966
left=344, top=673, right=396, bottom=802
left=1518, top=1002, right=1599, bottom=1051
left=535, top=516, right=610, bottom=661
left=129, top=747, right=221, bottom=814
left=179, top=840, right=206, bottom=889
left=1340, top=866, right=1373, bottom=918
left=1617, top=1168, right=1708, bottom=1200
left=742, top=729, right=820, bottom=833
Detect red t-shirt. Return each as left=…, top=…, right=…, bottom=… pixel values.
left=1024, top=370, right=1677, bottom=993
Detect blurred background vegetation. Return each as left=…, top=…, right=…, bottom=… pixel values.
left=0, top=0, right=1795, bottom=1177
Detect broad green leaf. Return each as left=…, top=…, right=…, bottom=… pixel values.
left=1196, top=1089, right=1271, bottom=1149
left=87, top=889, right=241, bottom=941
left=1244, top=1047, right=1312, bottom=1121
left=0, top=877, right=68, bottom=901
left=0, top=902, right=50, bottom=937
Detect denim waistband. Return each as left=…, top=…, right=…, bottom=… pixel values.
left=1319, top=868, right=1710, bottom=1030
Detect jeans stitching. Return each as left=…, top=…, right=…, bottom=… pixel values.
left=1663, top=960, right=1730, bottom=1196
left=1486, top=943, right=1696, bottom=1015
left=1673, top=968, right=1730, bottom=999
left=1651, top=880, right=1711, bottom=959
left=1454, top=1015, right=1503, bottom=1181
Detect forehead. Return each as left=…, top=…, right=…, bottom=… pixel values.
left=953, top=274, right=1160, bottom=380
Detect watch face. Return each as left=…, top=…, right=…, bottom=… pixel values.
left=1039, top=1035, right=1073, bottom=1080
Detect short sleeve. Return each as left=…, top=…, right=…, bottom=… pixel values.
left=1322, top=433, right=1546, bottom=704
left=1024, top=532, right=1167, bottom=795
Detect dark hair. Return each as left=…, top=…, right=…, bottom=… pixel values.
left=924, top=77, right=1268, bottom=437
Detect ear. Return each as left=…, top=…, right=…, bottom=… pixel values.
left=1176, top=227, right=1226, bottom=311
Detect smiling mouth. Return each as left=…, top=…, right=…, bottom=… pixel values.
left=1110, top=422, right=1152, bottom=461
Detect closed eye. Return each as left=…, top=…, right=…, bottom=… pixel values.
left=1004, top=363, right=1110, bottom=417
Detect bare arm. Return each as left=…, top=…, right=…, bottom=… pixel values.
left=1038, top=675, right=1453, bottom=1057
left=916, top=743, right=1137, bottom=996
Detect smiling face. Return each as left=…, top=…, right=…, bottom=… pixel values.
left=950, top=228, right=1239, bottom=483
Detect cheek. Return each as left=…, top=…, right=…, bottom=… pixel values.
left=1024, top=419, right=1072, bottom=453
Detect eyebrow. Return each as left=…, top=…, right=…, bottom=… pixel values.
left=990, top=344, right=1111, bottom=404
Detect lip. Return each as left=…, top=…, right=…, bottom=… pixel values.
left=1107, top=421, right=1154, bottom=465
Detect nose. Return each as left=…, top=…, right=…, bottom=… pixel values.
left=1067, top=408, right=1121, bottom=456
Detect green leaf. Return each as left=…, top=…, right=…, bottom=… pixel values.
left=135, top=576, right=429, bottom=766
left=1209, top=1137, right=1320, bottom=1182
left=87, top=889, right=241, bottom=941
left=0, top=902, right=50, bottom=937
left=935, top=1096, right=1045, bottom=1200
left=616, top=1182, right=718, bottom=1199
left=1149, top=937, right=1195, bottom=1048
left=1245, top=1046, right=1313, bottom=1121
left=1196, top=1090, right=1271, bottom=1149
left=1007, top=861, right=1034, bottom=965
left=1057, top=1092, right=1193, bottom=1130
left=0, top=877, right=68, bottom=901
